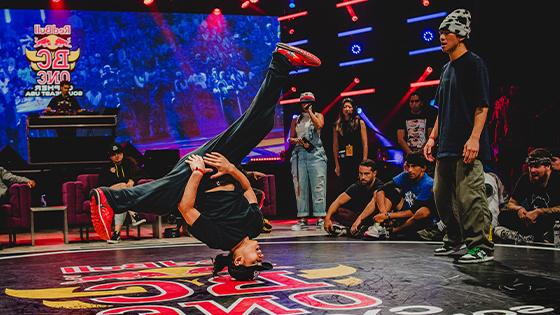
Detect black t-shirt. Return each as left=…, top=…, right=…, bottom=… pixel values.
left=47, top=94, right=81, bottom=113
left=189, top=187, right=263, bottom=251
left=435, top=51, right=492, bottom=160
left=98, top=158, right=141, bottom=187
left=343, top=178, right=384, bottom=213
left=512, top=171, right=560, bottom=211
left=398, top=107, right=437, bottom=151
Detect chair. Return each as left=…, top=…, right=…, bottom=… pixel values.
left=62, top=174, right=98, bottom=241
left=1, top=184, right=32, bottom=245
left=253, top=174, right=277, bottom=217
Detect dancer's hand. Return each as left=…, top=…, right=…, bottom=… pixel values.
left=186, top=154, right=210, bottom=175
left=350, top=218, right=362, bottom=235
left=323, top=217, right=333, bottom=232
left=424, top=138, right=435, bottom=162
left=463, top=137, right=479, bottom=164
left=203, top=152, right=235, bottom=179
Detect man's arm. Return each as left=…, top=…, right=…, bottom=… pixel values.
left=463, top=106, right=488, bottom=164
left=203, top=152, right=257, bottom=204
left=0, top=167, right=32, bottom=187
left=506, top=196, right=529, bottom=220
left=178, top=155, right=208, bottom=225
left=397, top=129, right=412, bottom=154
left=424, top=116, right=438, bottom=162
left=324, top=193, right=351, bottom=232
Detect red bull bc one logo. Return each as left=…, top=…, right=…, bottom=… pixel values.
left=24, top=24, right=82, bottom=97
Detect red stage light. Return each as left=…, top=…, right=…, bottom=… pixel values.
left=288, top=28, right=295, bottom=35
left=213, top=8, right=222, bottom=15
left=241, top=1, right=250, bottom=8
left=291, top=86, right=297, bottom=92
left=422, top=0, right=430, bottom=7
left=143, top=0, right=154, bottom=5
left=354, top=77, right=360, bottom=84
left=250, top=0, right=259, bottom=3
left=352, top=15, right=358, bottom=22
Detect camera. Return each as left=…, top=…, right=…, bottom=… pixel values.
left=301, top=137, right=315, bottom=152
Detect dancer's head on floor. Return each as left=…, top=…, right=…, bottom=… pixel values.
left=213, top=237, right=273, bottom=280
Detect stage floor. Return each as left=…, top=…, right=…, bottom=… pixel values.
left=1, top=234, right=559, bottom=314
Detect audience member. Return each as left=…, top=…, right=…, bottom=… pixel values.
left=365, top=151, right=435, bottom=239
left=98, top=143, right=146, bottom=244
left=289, top=92, right=327, bottom=231
left=494, top=148, right=560, bottom=243
left=332, top=97, right=368, bottom=192
left=0, top=166, right=36, bottom=250
left=396, top=92, right=437, bottom=155
left=323, top=159, right=383, bottom=237
left=550, top=148, right=560, bottom=172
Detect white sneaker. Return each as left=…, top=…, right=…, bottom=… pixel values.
left=130, top=212, right=147, bottom=227
left=316, top=218, right=324, bottom=230
left=291, top=219, right=308, bottom=231
left=364, top=223, right=388, bottom=239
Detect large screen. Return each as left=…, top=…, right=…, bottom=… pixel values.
left=0, top=9, right=283, bottom=160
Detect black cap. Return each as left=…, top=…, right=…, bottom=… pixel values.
left=108, top=143, right=123, bottom=156
left=213, top=253, right=273, bottom=281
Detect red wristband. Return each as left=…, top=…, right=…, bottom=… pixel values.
left=193, top=168, right=205, bottom=175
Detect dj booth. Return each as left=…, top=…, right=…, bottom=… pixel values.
left=26, top=114, right=117, bottom=164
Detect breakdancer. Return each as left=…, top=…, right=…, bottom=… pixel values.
left=90, top=43, right=321, bottom=280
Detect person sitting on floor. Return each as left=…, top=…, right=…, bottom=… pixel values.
left=323, top=159, right=384, bottom=237
left=365, top=151, right=436, bottom=239
left=493, top=148, right=560, bottom=243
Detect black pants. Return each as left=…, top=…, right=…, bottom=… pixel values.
left=101, top=53, right=291, bottom=215
left=498, top=211, right=554, bottom=242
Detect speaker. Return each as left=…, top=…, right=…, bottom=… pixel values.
left=143, top=149, right=180, bottom=179
left=121, top=142, right=144, bottom=167
left=0, top=145, right=28, bottom=169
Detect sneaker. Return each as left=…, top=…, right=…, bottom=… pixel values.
left=434, top=244, right=467, bottom=256
left=90, top=188, right=114, bottom=240
left=417, top=226, right=445, bottom=241
left=316, top=218, right=324, bottom=230
left=107, top=231, right=121, bottom=244
left=457, top=247, right=494, bottom=264
left=329, top=223, right=349, bottom=237
left=130, top=212, right=146, bottom=227
left=275, top=43, right=321, bottom=67
left=262, top=218, right=272, bottom=233
left=363, top=223, right=388, bottom=239
left=493, top=226, right=534, bottom=244
left=291, top=218, right=308, bottom=231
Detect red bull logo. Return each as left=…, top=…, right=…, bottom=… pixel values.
left=24, top=24, right=81, bottom=97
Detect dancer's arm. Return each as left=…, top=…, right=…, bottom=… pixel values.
left=178, top=155, right=210, bottom=225
left=204, top=152, right=257, bottom=204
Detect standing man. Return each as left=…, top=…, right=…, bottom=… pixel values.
left=397, top=92, right=437, bottom=155
left=44, top=80, right=81, bottom=115
left=423, top=9, right=494, bottom=263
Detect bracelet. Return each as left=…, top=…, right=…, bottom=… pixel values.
left=193, top=168, right=205, bottom=175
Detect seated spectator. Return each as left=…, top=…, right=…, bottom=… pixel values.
left=493, top=148, right=560, bottom=243
left=323, top=159, right=383, bottom=237
left=241, top=167, right=273, bottom=233
left=99, top=143, right=146, bottom=244
left=366, top=151, right=435, bottom=239
left=1, top=166, right=36, bottom=250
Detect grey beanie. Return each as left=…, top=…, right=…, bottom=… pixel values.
left=439, top=9, right=471, bottom=38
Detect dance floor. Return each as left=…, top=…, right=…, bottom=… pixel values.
left=1, top=225, right=559, bottom=314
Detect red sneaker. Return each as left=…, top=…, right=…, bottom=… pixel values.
left=90, top=188, right=114, bottom=240
left=275, top=42, right=321, bottom=67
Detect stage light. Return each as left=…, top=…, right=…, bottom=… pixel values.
left=288, top=28, right=295, bottom=35
left=291, top=86, right=297, bottom=92
left=286, top=39, right=308, bottom=46
left=422, top=0, right=430, bottom=7
left=278, top=11, right=308, bottom=22
left=250, top=0, right=259, bottom=3
left=352, top=15, right=358, bottom=22
left=143, top=0, right=154, bottom=5
left=407, top=12, right=447, bottom=23
left=241, top=1, right=250, bottom=9
left=213, top=8, right=221, bottom=15
left=52, top=0, right=62, bottom=3
left=339, top=57, right=374, bottom=67
left=354, top=77, right=360, bottom=84
left=422, top=29, right=435, bottom=42
left=289, top=0, right=296, bottom=9
left=350, top=43, right=363, bottom=55
left=338, top=26, right=373, bottom=37
left=409, top=46, right=441, bottom=56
